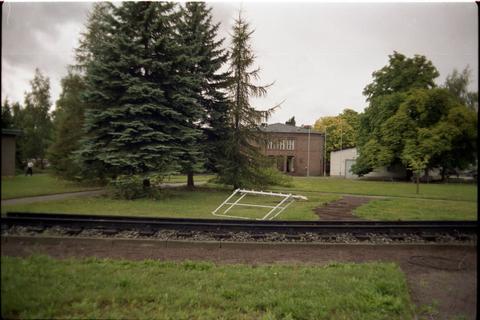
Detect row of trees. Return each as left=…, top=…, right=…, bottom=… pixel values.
left=2, top=69, right=54, bottom=169
left=2, top=3, right=282, bottom=190
left=313, top=52, right=477, bottom=183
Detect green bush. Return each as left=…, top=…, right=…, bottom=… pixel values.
left=109, top=174, right=166, bottom=200
left=215, top=166, right=293, bottom=189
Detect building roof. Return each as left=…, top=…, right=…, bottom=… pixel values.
left=260, top=123, right=323, bottom=135
left=1, top=129, right=22, bottom=136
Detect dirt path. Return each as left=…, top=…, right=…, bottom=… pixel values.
left=1, top=236, right=476, bottom=320
left=315, top=195, right=374, bottom=220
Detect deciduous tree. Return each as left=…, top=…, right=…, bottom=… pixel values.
left=48, top=71, right=87, bottom=178
left=313, top=108, right=359, bottom=169
left=18, top=69, right=54, bottom=168
left=285, top=116, right=296, bottom=126
left=1, top=99, right=14, bottom=129
left=444, top=66, right=478, bottom=111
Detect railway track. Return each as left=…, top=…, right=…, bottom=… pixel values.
left=1, top=212, right=477, bottom=243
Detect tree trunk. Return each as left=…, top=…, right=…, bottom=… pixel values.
left=406, top=169, right=413, bottom=182
left=424, top=168, right=429, bottom=184
left=187, top=172, right=194, bottom=189
left=440, top=167, right=446, bottom=182
left=416, top=174, right=420, bottom=194
left=143, top=178, right=151, bottom=189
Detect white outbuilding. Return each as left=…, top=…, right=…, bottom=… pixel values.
left=329, top=148, right=358, bottom=178
left=330, top=147, right=407, bottom=179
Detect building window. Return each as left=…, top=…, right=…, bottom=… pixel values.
left=267, top=138, right=295, bottom=150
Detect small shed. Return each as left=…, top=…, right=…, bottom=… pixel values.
left=330, top=148, right=358, bottom=178
left=2, top=129, right=21, bottom=176
left=330, top=147, right=407, bottom=180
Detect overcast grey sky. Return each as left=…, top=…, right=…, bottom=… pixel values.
left=2, top=2, right=478, bottom=126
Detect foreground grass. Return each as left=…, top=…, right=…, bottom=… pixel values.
left=1, top=255, right=414, bottom=320
left=1, top=188, right=339, bottom=221
left=272, top=177, right=477, bottom=202
left=354, top=198, right=478, bottom=221
left=1, top=174, right=99, bottom=200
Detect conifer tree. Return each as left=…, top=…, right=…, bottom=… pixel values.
left=218, top=13, right=279, bottom=189
left=175, top=2, right=230, bottom=187
left=77, top=2, right=182, bottom=180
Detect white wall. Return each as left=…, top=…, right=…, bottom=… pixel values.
left=330, top=148, right=358, bottom=177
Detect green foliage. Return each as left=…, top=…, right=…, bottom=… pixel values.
left=175, top=2, right=230, bottom=186
left=76, top=3, right=183, bottom=179
left=2, top=256, right=414, bottom=319
left=109, top=174, right=165, bottom=200
left=353, top=52, right=477, bottom=178
left=14, top=69, right=54, bottom=166
left=1, top=99, right=14, bottom=129
left=444, top=66, right=478, bottom=111
left=47, top=72, right=87, bottom=179
left=75, top=2, right=230, bottom=188
left=217, top=166, right=292, bottom=189
left=285, top=116, right=296, bottom=126
left=363, top=51, right=439, bottom=101
left=218, top=13, right=280, bottom=189
left=314, top=108, right=360, bottom=165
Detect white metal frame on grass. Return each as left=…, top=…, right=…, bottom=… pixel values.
left=212, top=189, right=308, bottom=220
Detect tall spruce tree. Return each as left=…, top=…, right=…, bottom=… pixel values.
left=48, top=71, right=87, bottom=178
left=77, top=2, right=182, bottom=180
left=175, top=2, right=230, bottom=187
left=218, top=13, right=279, bottom=189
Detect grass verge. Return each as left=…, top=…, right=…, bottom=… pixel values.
left=270, top=177, right=477, bottom=202
left=1, top=255, right=414, bottom=320
left=1, top=188, right=339, bottom=221
left=1, top=174, right=99, bottom=200
left=354, top=198, right=477, bottom=221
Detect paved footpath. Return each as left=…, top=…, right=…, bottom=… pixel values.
left=1, top=181, right=208, bottom=206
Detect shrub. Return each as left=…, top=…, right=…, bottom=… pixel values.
left=215, top=166, right=293, bottom=189
left=109, top=173, right=166, bottom=200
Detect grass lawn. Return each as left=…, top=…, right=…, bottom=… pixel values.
left=1, top=187, right=339, bottom=221
left=1, top=255, right=414, bottom=320
left=2, top=175, right=476, bottom=221
left=163, top=174, right=215, bottom=184
left=1, top=174, right=99, bottom=200
left=354, top=198, right=478, bottom=221
left=270, top=177, right=477, bottom=202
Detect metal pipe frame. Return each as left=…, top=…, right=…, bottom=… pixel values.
left=212, top=189, right=307, bottom=220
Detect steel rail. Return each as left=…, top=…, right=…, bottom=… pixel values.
left=1, top=212, right=477, bottom=236
left=4, top=212, right=477, bottom=226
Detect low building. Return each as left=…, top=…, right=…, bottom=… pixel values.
left=329, top=148, right=358, bottom=178
left=330, top=147, right=408, bottom=180
left=2, top=129, right=21, bottom=176
left=261, top=123, right=325, bottom=176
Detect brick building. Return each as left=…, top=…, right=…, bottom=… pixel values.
left=260, top=123, right=325, bottom=176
